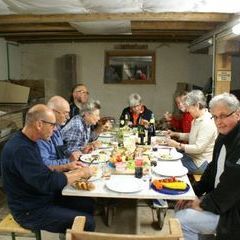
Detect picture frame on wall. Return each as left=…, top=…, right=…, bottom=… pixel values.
left=104, top=51, right=155, bottom=84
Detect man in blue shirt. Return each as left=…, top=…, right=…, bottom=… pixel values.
left=37, top=96, right=83, bottom=172
left=1, top=104, right=95, bottom=233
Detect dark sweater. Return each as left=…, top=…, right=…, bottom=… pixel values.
left=194, top=122, right=240, bottom=240
left=119, top=105, right=153, bottom=127
left=1, top=131, right=67, bottom=215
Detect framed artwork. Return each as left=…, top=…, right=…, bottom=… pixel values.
left=104, top=51, right=155, bottom=84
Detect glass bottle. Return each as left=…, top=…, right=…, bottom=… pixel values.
left=135, top=158, right=143, bottom=178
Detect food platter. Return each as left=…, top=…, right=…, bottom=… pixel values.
left=105, top=177, right=144, bottom=193
left=151, top=183, right=190, bottom=195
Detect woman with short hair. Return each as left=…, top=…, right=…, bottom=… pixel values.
left=61, top=99, right=101, bottom=154
left=166, top=90, right=217, bottom=174
left=119, top=93, right=153, bottom=127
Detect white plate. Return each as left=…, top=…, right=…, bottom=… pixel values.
left=80, top=153, right=109, bottom=164
left=153, top=165, right=188, bottom=177
left=105, top=177, right=144, bottom=193
left=157, top=151, right=183, bottom=161
left=99, top=132, right=113, bottom=138
left=98, top=143, right=114, bottom=150
left=91, top=149, right=112, bottom=155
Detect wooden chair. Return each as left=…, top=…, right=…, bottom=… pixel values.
left=66, top=216, right=184, bottom=240
left=0, top=213, right=41, bottom=240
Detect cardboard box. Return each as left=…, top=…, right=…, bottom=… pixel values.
left=0, top=82, right=30, bottom=103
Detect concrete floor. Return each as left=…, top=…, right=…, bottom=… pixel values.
left=0, top=189, right=175, bottom=240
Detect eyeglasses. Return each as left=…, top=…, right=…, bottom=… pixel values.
left=41, top=120, right=57, bottom=127
left=211, top=111, right=236, bottom=121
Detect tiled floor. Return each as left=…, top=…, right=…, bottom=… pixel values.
left=0, top=189, right=175, bottom=240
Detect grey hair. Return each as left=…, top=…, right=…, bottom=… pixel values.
left=184, top=90, right=206, bottom=109
left=209, top=92, right=240, bottom=112
left=79, top=99, right=101, bottom=116
left=129, top=93, right=142, bottom=107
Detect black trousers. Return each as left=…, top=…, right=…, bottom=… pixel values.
left=13, top=195, right=95, bottom=233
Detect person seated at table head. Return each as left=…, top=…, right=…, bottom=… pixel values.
left=69, top=83, right=89, bottom=119
left=61, top=99, right=102, bottom=154
left=166, top=90, right=217, bottom=174
left=164, top=90, right=193, bottom=133
left=37, top=96, right=83, bottom=172
left=175, top=92, right=240, bottom=240
left=119, top=93, right=153, bottom=128
left=1, top=104, right=95, bottom=234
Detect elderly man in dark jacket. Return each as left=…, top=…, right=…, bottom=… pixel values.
left=176, top=92, right=240, bottom=240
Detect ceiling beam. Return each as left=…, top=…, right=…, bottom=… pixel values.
left=131, top=21, right=219, bottom=31
left=0, top=12, right=234, bottom=24
left=131, top=30, right=206, bottom=36
left=0, top=23, right=75, bottom=32
left=5, top=34, right=195, bottom=42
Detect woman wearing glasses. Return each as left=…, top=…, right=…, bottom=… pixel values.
left=166, top=90, right=217, bottom=174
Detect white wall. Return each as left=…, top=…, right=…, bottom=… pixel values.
left=16, top=42, right=211, bottom=119
left=0, top=38, right=7, bottom=80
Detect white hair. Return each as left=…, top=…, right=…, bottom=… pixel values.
left=129, top=93, right=142, bottom=107
left=209, top=92, right=240, bottom=111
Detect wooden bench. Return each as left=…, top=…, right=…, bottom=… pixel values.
left=193, top=174, right=202, bottom=182
left=0, top=213, right=41, bottom=240
left=66, top=216, right=184, bottom=240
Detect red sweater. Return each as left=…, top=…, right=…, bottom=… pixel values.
left=170, top=112, right=193, bottom=133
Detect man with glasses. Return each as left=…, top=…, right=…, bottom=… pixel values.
left=69, top=84, right=89, bottom=119
left=1, top=104, right=95, bottom=234
left=69, top=83, right=112, bottom=137
left=176, top=92, right=240, bottom=240
left=37, top=96, right=83, bottom=172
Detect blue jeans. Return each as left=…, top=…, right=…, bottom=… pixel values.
left=176, top=209, right=219, bottom=240
left=181, top=153, right=208, bottom=174
left=14, top=195, right=95, bottom=233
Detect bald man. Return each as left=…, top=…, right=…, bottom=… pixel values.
left=1, top=104, right=95, bottom=234
left=37, top=96, right=82, bottom=172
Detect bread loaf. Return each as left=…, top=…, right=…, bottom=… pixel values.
left=73, top=181, right=95, bottom=191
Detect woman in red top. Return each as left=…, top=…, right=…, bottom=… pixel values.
left=164, top=91, right=193, bottom=133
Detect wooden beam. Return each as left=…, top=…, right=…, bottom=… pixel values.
left=4, top=34, right=195, bottom=43
left=0, top=23, right=75, bottom=32
left=131, top=21, right=219, bottom=31
left=0, top=12, right=234, bottom=24
left=132, top=30, right=206, bottom=36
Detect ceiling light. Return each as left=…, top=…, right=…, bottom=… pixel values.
left=207, top=38, right=213, bottom=44
left=232, top=22, right=240, bottom=35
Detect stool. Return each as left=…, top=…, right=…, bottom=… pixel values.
left=0, top=213, right=41, bottom=240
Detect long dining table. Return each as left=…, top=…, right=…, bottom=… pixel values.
left=62, top=132, right=196, bottom=232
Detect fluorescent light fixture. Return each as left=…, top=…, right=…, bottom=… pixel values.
left=207, top=38, right=213, bottom=44
left=232, top=22, right=240, bottom=35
